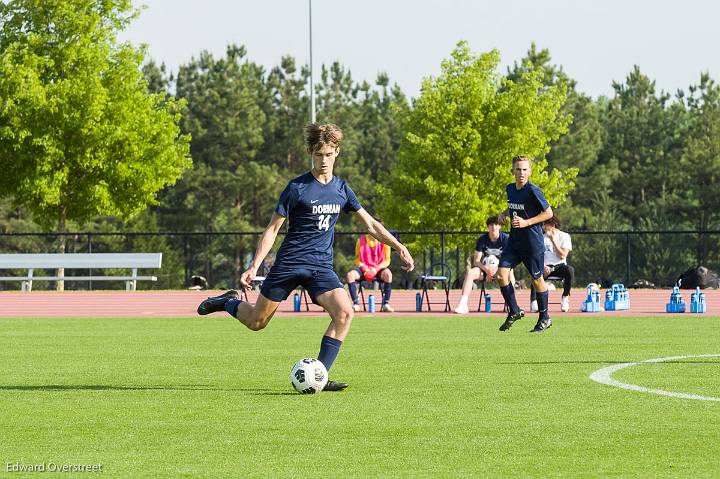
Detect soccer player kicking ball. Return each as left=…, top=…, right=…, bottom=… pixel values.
left=496, top=155, right=554, bottom=333
left=197, top=123, right=414, bottom=390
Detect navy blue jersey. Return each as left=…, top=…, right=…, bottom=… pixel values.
left=274, top=172, right=362, bottom=269
left=506, top=181, right=550, bottom=253
left=475, top=232, right=509, bottom=257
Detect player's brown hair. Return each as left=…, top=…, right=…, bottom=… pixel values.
left=304, top=123, right=343, bottom=153
left=545, top=215, right=561, bottom=228
left=512, top=155, right=532, bottom=166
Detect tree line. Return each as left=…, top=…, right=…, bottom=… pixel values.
left=2, top=0, right=719, bottom=289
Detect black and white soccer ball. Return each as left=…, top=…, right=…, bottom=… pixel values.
left=482, top=254, right=499, bottom=269
left=290, top=358, right=328, bottom=394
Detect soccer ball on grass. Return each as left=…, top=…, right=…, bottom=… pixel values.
left=290, top=358, right=328, bottom=394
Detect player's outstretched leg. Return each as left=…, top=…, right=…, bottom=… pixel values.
left=315, top=288, right=354, bottom=391
left=199, top=290, right=281, bottom=334
left=197, top=290, right=239, bottom=315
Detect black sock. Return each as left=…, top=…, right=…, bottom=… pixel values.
left=348, top=282, right=358, bottom=303
left=537, top=291, right=549, bottom=320
left=500, top=283, right=520, bottom=315
left=318, top=335, right=343, bottom=371
left=383, top=282, right=392, bottom=304
left=224, top=299, right=241, bottom=317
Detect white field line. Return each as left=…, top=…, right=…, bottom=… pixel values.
left=589, top=354, right=720, bottom=401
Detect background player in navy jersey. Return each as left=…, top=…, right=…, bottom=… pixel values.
left=496, top=155, right=554, bottom=332
left=196, top=123, right=414, bottom=391
left=454, top=215, right=514, bottom=314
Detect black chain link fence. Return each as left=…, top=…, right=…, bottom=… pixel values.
left=1, top=230, right=717, bottom=291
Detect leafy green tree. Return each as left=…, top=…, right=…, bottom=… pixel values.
left=166, top=45, right=289, bottom=286
left=601, top=67, right=685, bottom=228
left=507, top=43, right=607, bottom=229
left=0, top=199, right=47, bottom=286
left=355, top=74, right=410, bottom=198
left=142, top=59, right=171, bottom=95
left=314, top=62, right=366, bottom=204
left=261, top=56, right=311, bottom=173
left=168, top=45, right=276, bottom=230
left=306, top=65, right=409, bottom=282
left=320, top=70, right=409, bottom=220
left=379, top=41, right=575, bottom=250
left=678, top=73, right=720, bottom=264
left=0, top=0, right=191, bottom=288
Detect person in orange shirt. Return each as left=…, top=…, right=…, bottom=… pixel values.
left=346, top=234, right=394, bottom=312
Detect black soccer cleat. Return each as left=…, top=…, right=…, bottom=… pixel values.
left=499, top=309, right=525, bottom=331
left=197, top=290, right=239, bottom=315
left=323, top=380, right=349, bottom=392
left=530, top=318, right=553, bottom=333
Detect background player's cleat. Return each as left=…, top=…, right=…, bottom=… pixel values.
left=499, top=309, right=525, bottom=331
left=352, top=303, right=361, bottom=312
left=323, top=380, right=349, bottom=391
left=381, top=303, right=394, bottom=313
left=197, top=290, right=239, bottom=315
left=530, top=318, right=553, bottom=332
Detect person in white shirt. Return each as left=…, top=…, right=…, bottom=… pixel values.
left=530, top=216, right=574, bottom=312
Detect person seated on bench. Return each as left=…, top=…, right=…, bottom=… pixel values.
left=346, top=232, right=394, bottom=312
left=530, top=215, right=574, bottom=312
left=454, top=215, right=514, bottom=314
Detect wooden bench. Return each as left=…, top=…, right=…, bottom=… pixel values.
left=0, top=253, right=163, bottom=291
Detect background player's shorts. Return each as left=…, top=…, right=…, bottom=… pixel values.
left=499, top=245, right=545, bottom=280
left=260, top=266, right=343, bottom=303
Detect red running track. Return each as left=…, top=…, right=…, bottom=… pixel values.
left=0, top=288, right=718, bottom=317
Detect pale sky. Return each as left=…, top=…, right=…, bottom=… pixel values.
left=120, top=0, right=720, bottom=100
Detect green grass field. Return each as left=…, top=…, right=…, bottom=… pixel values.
left=2, top=314, right=719, bottom=478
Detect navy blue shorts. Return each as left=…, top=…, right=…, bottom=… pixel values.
left=260, top=266, right=343, bottom=303
left=499, top=245, right=545, bottom=280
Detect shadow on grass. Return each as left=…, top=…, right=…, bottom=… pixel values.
left=250, top=391, right=302, bottom=396
left=0, top=384, right=294, bottom=394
